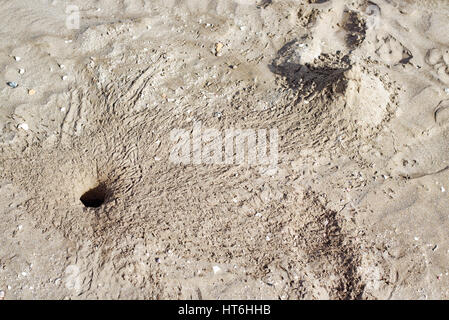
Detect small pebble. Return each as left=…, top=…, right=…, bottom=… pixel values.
left=212, top=265, right=221, bottom=274
left=28, top=89, right=36, bottom=95
left=426, top=49, right=441, bottom=65
left=62, top=75, right=68, bottom=80
left=0, top=290, right=4, bottom=300
left=442, top=186, right=446, bottom=192
left=445, top=88, right=449, bottom=94
left=215, top=42, right=224, bottom=56
left=18, top=123, right=29, bottom=131
left=14, top=56, right=21, bottom=61
left=18, top=68, right=25, bottom=74
left=7, top=81, right=18, bottom=88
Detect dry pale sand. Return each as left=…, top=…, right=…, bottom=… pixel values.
left=0, top=0, right=448, bottom=300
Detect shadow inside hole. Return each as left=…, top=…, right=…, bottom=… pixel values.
left=80, top=184, right=107, bottom=208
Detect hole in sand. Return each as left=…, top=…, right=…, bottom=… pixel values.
left=80, top=184, right=107, bottom=208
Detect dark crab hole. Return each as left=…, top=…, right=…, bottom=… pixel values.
left=80, top=184, right=107, bottom=208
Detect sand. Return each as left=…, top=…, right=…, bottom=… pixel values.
left=0, top=0, right=448, bottom=299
